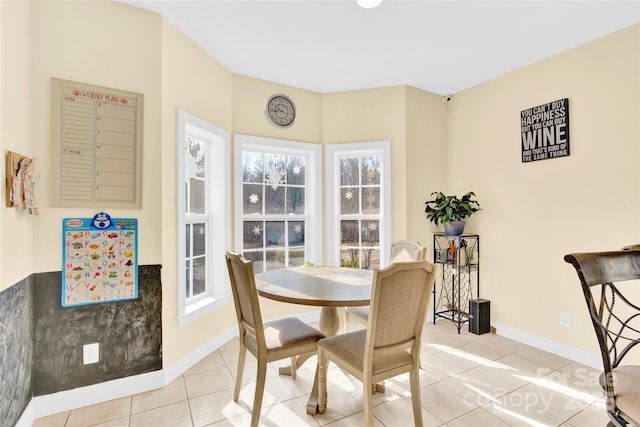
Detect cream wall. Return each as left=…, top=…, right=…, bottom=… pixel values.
left=30, top=1, right=163, bottom=272
left=1, top=1, right=34, bottom=290
left=323, top=86, right=448, bottom=257
left=232, top=74, right=323, bottom=144
left=3, top=0, right=638, bottom=386
left=405, top=86, right=448, bottom=259
left=159, top=19, right=237, bottom=366
left=323, top=87, right=409, bottom=244
left=446, top=24, right=640, bottom=354
left=231, top=75, right=324, bottom=318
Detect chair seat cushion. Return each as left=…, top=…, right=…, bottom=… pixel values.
left=246, top=317, right=324, bottom=353
left=613, top=365, right=640, bottom=423
left=318, top=329, right=413, bottom=376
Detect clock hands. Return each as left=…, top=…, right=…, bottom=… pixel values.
left=266, top=94, right=295, bottom=127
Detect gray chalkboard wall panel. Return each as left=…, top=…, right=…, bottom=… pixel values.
left=0, top=276, right=33, bottom=427
left=32, top=265, right=162, bottom=395
left=0, top=265, right=162, bottom=426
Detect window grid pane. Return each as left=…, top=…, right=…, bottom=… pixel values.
left=185, top=221, right=209, bottom=301
left=338, top=155, right=382, bottom=270
left=192, top=223, right=206, bottom=256
left=192, top=255, right=206, bottom=297
left=241, top=149, right=309, bottom=273
left=185, top=136, right=206, bottom=215
left=242, top=219, right=307, bottom=273
left=243, top=184, right=263, bottom=214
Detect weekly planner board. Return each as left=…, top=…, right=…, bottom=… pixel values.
left=50, top=78, right=143, bottom=208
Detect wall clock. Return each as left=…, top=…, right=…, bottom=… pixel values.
left=266, top=94, right=296, bottom=128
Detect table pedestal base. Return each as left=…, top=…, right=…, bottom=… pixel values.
left=318, top=307, right=340, bottom=337
left=279, top=306, right=340, bottom=377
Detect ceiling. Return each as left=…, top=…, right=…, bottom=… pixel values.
left=119, top=0, right=639, bottom=95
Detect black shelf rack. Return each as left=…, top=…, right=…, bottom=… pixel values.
left=432, top=233, right=480, bottom=333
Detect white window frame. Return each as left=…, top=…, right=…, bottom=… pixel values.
left=325, top=140, right=392, bottom=267
left=234, top=134, right=323, bottom=268
left=176, top=109, right=231, bottom=327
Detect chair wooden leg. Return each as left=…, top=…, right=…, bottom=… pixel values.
left=251, top=360, right=268, bottom=427
left=409, top=366, right=423, bottom=427
left=290, top=356, right=297, bottom=380
left=363, top=378, right=374, bottom=427
left=317, top=349, right=328, bottom=414
left=234, top=344, right=247, bottom=401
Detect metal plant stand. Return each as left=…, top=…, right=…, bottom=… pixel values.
left=433, top=233, right=480, bottom=333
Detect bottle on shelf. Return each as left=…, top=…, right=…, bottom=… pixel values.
left=459, top=239, right=468, bottom=265
left=448, top=240, right=457, bottom=263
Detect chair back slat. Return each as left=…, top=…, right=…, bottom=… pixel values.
left=367, top=261, right=435, bottom=353
left=226, top=251, right=264, bottom=343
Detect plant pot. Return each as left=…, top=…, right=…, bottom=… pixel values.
left=444, top=221, right=465, bottom=237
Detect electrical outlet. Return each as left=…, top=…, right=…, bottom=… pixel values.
left=560, top=312, right=571, bottom=328
left=83, top=343, right=99, bottom=365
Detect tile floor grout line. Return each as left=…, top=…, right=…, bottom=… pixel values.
left=34, top=321, right=610, bottom=427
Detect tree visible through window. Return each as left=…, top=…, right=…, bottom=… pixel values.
left=241, top=151, right=307, bottom=272
left=177, top=109, right=230, bottom=326
left=184, top=136, right=208, bottom=302
left=234, top=134, right=322, bottom=272
left=326, top=141, right=391, bottom=269
left=339, top=155, right=381, bottom=269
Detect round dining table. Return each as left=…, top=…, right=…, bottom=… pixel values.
left=255, top=265, right=375, bottom=414
left=255, top=265, right=374, bottom=336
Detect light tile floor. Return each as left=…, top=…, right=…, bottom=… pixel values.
left=33, top=320, right=610, bottom=427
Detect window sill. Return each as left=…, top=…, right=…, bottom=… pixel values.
left=177, top=294, right=231, bottom=327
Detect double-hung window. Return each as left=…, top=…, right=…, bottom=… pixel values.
left=234, top=134, right=322, bottom=272
left=325, top=141, right=392, bottom=269
left=176, top=110, right=230, bottom=326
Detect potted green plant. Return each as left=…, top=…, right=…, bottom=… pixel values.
left=424, top=191, right=481, bottom=236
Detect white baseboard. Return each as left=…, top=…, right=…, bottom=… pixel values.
left=163, top=325, right=236, bottom=384
left=15, top=399, right=35, bottom=427
left=22, top=309, right=322, bottom=425
left=491, top=321, right=602, bottom=370
left=24, top=310, right=602, bottom=426
left=31, top=370, right=165, bottom=420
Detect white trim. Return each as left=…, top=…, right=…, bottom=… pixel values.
left=15, top=400, right=35, bottom=427
left=176, top=109, right=231, bottom=326
left=233, top=134, right=323, bottom=266
left=177, top=294, right=231, bottom=328
left=23, top=313, right=600, bottom=425
left=424, top=314, right=602, bottom=369
left=23, top=309, right=321, bottom=425
left=31, top=370, right=165, bottom=419
left=163, top=325, right=237, bottom=384
left=325, top=140, right=392, bottom=267
left=491, top=321, right=602, bottom=370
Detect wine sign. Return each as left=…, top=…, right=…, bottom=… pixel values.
left=521, top=98, right=570, bottom=163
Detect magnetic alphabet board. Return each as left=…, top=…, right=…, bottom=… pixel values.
left=50, top=78, right=143, bottom=208
left=62, top=215, right=138, bottom=307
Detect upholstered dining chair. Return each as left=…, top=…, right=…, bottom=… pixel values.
left=225, top=251, right=325, bottom=427
left=347, top=240, right=427, bottom=325
left=564, top=250, right=640, bottom=427
left=317, top=260, right=436, bottom=427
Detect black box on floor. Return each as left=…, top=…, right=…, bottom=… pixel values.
left=469, top=299, right=490, bottom=335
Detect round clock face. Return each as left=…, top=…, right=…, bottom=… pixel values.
left=266, top=94, right=296, bottom=127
